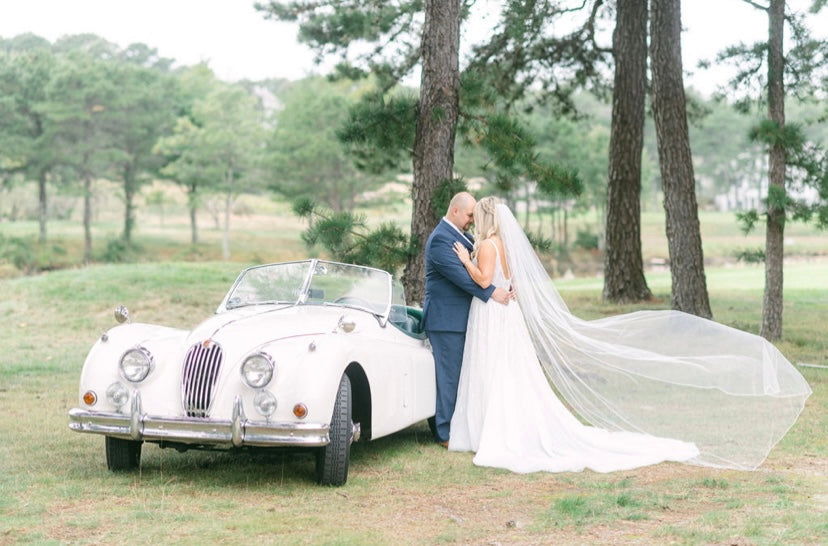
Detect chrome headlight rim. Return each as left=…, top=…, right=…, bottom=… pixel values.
left=119, top=346, right=153, bottom=383
left=240, top=352, right=275, bottom=388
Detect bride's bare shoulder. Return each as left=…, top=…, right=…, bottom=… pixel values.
left=488, top=235, right=505, bottom=251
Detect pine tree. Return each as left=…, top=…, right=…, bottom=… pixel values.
left=603, top=0, right=652, bottom=303
left=650, top=0, right=712, bottom=318
left=712, top=0, right=828, bottom=339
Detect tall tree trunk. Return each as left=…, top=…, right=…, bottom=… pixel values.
left=38, top=169, right=47, bottom=244
left=761, top=0, right=786, bottom=340
left=402, top=0, right=462, bottom=305
left=123, top=165, right=136, bottom=243
left=223, top=189, right=232, bottom=261
left=603, top=0, right=652, bottom=302
left=190, top=204, right=198, bottom=245
left=83, top=174, right=92, bottom=265
left=650, top=0, right=712, bottom=318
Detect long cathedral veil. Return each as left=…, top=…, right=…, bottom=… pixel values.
left=496, top=203, right=811, bottom=470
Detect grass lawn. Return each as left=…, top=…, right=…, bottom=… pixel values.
left=0, top=258, right=825, bottom=544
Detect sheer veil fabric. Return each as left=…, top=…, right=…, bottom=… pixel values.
left=496, top=203, right=811, bottom=470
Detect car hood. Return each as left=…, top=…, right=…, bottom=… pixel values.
left=185, top=304, right=358, bottom=348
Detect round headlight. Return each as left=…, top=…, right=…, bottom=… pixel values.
left=241, top=353, right=275, bottom=388
left=254, top=390, right=278, bottom=417
left=119, top=347, right=153, bottom=382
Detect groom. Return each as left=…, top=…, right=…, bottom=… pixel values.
left=422, top=192, right=511, bottom=447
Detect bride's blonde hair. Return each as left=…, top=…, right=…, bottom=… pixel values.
left=472, top=196, right=501, bottom=257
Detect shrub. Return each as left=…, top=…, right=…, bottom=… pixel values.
left=574, top=230, right=599, bottom=250
left=100, top=238, right=139, bottom=263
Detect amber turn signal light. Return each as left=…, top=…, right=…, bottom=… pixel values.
left=293, top=403, right=308, bottom=419
left=83, top=391, right=97, bottom=406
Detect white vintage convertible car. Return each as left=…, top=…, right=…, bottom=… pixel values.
left=68, top=260, right=435, bottom=486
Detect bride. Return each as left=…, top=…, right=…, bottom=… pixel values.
left=447, top=196, right=811, bottom=473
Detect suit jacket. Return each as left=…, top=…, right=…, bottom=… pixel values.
left=422, top=219, right=495, bottom=332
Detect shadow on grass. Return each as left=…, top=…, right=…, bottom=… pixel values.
left=67, top=419, right=438, bottom=489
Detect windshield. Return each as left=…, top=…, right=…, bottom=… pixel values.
left=220, top=260, right=393, bottom=317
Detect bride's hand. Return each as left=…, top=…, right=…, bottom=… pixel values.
left=453, top=242, right=471, bottom=266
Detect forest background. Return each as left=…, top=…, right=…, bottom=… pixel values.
left=1, top=30, right=825, bottom=273
left=1, top=1, right=826, bottom=335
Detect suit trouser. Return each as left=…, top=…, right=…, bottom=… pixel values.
left=426, top=329, right=466, bottom=443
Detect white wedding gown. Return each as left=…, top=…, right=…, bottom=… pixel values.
left=448, top=204, right=810, bottom=472
left=449, top=239, right=701, bottom=473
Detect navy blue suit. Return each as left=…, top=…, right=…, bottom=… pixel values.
left=423, top=219, right=495, bottom=442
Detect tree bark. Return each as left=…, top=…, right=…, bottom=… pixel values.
left=650, top=0, right=712, bottom=318
left=123, top=164, right=136, bottom=243
left=223, top=169, right=233, bottom=261
left=190, top=206, right=198, bottom=245
left=603, top=0, right=652, bottom=302
left=38, top=169, right=47, bottom=244
left=761, top=0, right=786, bottom=341
left=402, top=0, right=462, bottom=305
left=83, top=174, right=92, bottom=265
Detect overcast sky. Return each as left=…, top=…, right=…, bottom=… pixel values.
left=0, top=0, right=825, bottom=96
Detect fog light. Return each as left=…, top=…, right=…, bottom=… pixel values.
left=293, top=403, right=308, bottom=419
left=82, top=391, right=97, bottom=406
left=253, top=390, right=277, bottom=417
left=105, top=382, right=129, bottom=407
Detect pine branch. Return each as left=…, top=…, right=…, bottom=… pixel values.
left=741, top=0, right=770, bottom=11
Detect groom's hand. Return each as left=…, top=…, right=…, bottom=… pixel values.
left=491, top=287, right=512, bottom=305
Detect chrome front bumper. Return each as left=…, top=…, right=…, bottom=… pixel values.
left=68, top=393, right=338, bottom=448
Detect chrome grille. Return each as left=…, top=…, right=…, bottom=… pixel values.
left=182, top=342, right=223, bottom=417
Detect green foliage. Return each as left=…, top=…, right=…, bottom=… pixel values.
left=336, top=90, right=417, bottom=173
left=734, top=248, right=765, bottom=264
left=464, top=1, right=614, bottom=110
left=0, top=233, right=66, bottom=273
left=267, top=77, right=384, bottom=211
left=574, top=230, right=599, bottom=250
left=525, top=231, right=554, bottom=253
left=736, top=210, right=761, bottom=234
left=749, top=119, right=806, bottom=150
left=431, top=178, right=468, bottom=219
left=766, top=184, right=791, bottom=211
left=258, top=2, right=589, bottom=218
left=737, top=119, right=828, bottom=234
left=293, top=198, right=414, bottom=274
left=99, top=238, right=139, bottom=263
left=256, top=0, right=424, bottom=88
left=459, top=106, right=583, bottom=199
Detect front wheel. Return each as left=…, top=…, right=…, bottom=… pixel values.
left=105, top=436, right=142, bottom=471
left=315, top=374, right=353, bottom=486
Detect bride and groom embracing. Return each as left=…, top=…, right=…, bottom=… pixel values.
left=422, top=192, right=811, bottom=473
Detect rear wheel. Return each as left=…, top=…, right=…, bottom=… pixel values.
left=105, top=436, right=142, bottom=471
left=427, top=416, right=437, bottom=439
left=315, top=374, right=353, bottom=486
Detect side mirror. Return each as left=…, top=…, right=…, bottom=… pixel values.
left=114, top=305, right=130, bottom=324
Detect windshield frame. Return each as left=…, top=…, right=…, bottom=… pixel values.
left=216, top=259, right=394, bottom=325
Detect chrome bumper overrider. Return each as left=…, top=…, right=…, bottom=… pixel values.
left=68, top=393, right=340, bottom=448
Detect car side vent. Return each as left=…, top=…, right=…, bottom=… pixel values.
left=182, top=342, right=223, bottom=418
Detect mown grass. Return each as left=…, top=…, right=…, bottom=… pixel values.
left=1, top=257, right=826, bottom=544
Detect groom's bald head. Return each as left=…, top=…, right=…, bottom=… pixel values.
left=445, top=192, right=476, bottom=231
